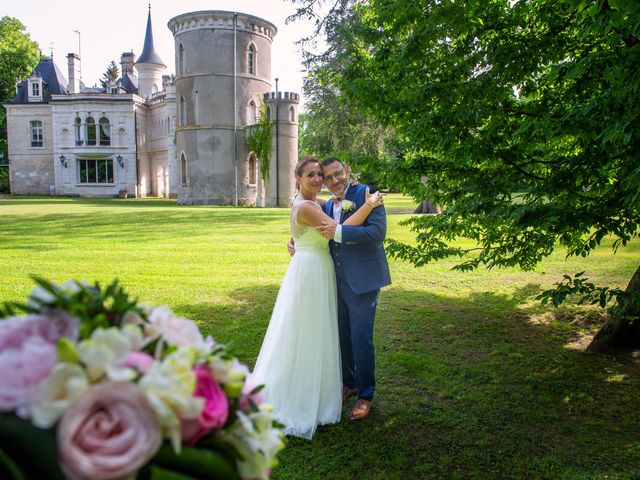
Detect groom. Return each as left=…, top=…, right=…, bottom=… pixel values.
left=316, top=157, right=391, bottom=421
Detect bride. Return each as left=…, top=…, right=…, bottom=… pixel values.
left=252, top=156, right=383, bottom=439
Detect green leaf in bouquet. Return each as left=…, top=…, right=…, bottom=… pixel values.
left=0, top=414, right=65, bottom=480
left=151, top=444, right=240, bottom=480
left=0, top=448, right=28, bottom=480
left=148, top=465, right=201, bottom=480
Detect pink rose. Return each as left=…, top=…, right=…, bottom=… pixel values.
left=0, top=312, right=79, bottom=413
left=58, top=382, right=162, bottom=480
left=123, top=351, right=155, bottom=373
left=182, top=364, right=229, bottom=445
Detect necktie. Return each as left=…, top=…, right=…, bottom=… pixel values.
left=332, top=194, right=344, bottom=205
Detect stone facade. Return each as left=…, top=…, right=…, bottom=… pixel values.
left=4, top=9, right=298, bottom=206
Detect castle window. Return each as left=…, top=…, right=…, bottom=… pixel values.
left=86, top=117, right=97, bottom=146
left=248, top=154, right=257, bottom=186
left=289, top=106, right=295, bottom=122
left=180, top=96, right=187, bottom=127
left=247, top=44, right=256, bottom=75
left=78, top=158, right=114, bottom=184
left=99, top=117, right=111, bottom=146
left=247, top=99, right=257, bottom=125
left=30, top=120, right=43, bottom=147
left=265, top=106, right=271, bottom=120
left=178, top=44, right=185, bottom=74
left=181, top=154, right=187, bottom=186
left=74, top=117, right=82, bottom=145
left=31, top=82, right=40, bottom=97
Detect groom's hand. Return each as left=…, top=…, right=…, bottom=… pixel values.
left=316, top=221, right=337, bottom=240
left=287, top=238, right=296, bottom=256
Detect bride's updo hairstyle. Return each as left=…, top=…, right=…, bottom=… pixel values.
left=294, top=156, right=322, bottom=192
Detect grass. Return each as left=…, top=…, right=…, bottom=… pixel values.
left=1, top=195, right=639, bottom=479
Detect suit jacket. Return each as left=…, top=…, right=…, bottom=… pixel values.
left=324, top=182, right=392, bottom=294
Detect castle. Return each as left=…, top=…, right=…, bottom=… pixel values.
left=3, top=8, right=299, bottom=206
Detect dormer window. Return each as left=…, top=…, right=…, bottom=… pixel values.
left=28, top=77, right=43, bottom=102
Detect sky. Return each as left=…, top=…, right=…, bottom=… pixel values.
left=5, top=0, right=315, bottom=101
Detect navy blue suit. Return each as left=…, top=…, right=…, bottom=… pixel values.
left=323, top=182, right=391, bottom=400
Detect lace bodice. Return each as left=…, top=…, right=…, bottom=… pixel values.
left=290, top=197, right=329, bottom=249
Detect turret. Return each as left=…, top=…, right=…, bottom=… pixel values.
left=135, top=6, right=166, bottom=98
left=264, top=91, right=299, bottom=207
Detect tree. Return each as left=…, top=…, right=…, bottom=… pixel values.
left=0, top=16, right=40, bottom=160
left=298, top=74, right=397, bottom=189
left=290, top=0, right=640, bottom=349
left=100, top=60, right=119, bottom=89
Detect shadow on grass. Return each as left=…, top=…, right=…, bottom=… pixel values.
left=0, top=208, right=287, bottom=245
left=178, top=283, right=640, bottom=480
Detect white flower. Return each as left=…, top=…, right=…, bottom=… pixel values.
left=224, top=404, right=285, bottom=480
left=341, top=199, right=355, bottom=212
left=30, top=363, right=88, bottom=428
left=77, top=327, right=135, bottom=382
left=209, top=357, right=247, bottom=397
left=138, top=348, right=203, bottom=452
left=147, top=306, right=208, bottom=352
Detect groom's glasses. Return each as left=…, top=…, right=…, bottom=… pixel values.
left=324, top=169, right=345, bottom=182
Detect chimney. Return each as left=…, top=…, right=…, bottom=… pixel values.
left=120, top=52, right=137, bottom=77
left=67, top=53, right=80, bottom=93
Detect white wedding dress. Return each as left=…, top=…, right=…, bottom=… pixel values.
left=252, top=197, right=342, bottom=439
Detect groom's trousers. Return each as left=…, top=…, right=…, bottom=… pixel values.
left=337, top=277, right=379, bottom=401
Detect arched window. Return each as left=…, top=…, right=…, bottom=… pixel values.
left=248, top=154, right=257, bottom=186
left=180, top=96, right=187, bottom=127
left=181, top=153, right=187, bottom=186
left=74, top=117, right=82, bottom=146
left=178, top=44, right=185, bottom=74
left=99, top=117, right=110, bottom=146
left=247, top=44, right=256, bottom=75
left=289, top=106, right=295, bottom=122
left=86, top=116, right=96, bottom=146
left=247, top=99, right=257, bottom=125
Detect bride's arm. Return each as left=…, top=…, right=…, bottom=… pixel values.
left=297, top=189, right=383, bottom=228
left=343, top=189, right=383, bottom=226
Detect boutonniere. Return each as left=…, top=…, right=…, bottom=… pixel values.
left=341, top=200, right=355, bottom=212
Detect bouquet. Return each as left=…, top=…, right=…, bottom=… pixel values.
left=0, top=278, right=284, bottom=480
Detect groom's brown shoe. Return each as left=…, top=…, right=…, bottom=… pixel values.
left=342, top=387, right=357, bottom=403
left=349, top=399, right=372, bottom=421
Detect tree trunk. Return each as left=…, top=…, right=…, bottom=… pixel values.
left=587, top=263, right=640, bottom=351
left=413, top=200, right=442, bottom=214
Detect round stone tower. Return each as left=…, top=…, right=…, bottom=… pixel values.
left=168, top=10, right=284, bottom=205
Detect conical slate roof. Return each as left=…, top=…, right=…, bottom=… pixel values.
left=135, top=7, right=166, bottom=67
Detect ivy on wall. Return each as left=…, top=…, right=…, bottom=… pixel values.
left=246, top=102, right=272, bottom=181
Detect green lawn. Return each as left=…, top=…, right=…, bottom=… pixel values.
left=1, top=195, right=639, bottom=479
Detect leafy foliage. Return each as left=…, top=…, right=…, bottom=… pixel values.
left=0, top=16, right=40, bottom=161
left=291, top=0, right=640, bottom=345
left=1, top=277, right=142, bottom=340
left=246, top=101, right=272, bottom=180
